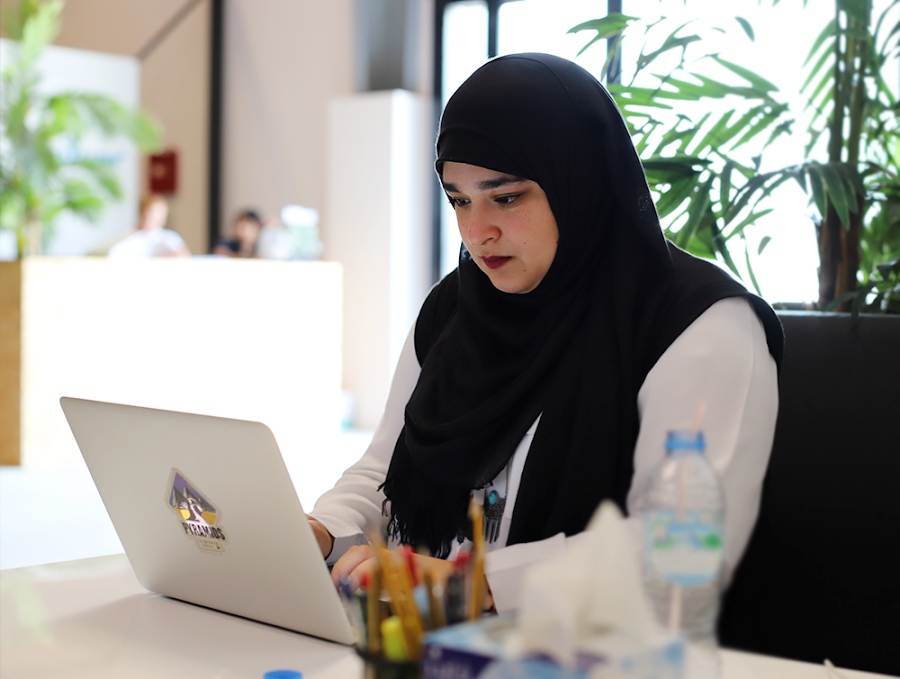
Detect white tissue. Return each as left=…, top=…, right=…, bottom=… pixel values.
left=516, top=501, right=668, bottom=667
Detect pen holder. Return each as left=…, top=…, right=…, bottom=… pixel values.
left=356, top=648, right=421, bottom=679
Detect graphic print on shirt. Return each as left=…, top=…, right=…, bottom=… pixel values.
left=166, top=469, right=228, bottom=553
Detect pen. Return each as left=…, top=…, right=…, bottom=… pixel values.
left=337, top=576, right=364, bottom=646
left=423, top=563, right=445, bottom=630
left=445, top=551, right=468, bottom=625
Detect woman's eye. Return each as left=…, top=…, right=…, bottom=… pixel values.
left=495, top=194, right=520, bottom=205
left=447, top=196, right=469, bottom=208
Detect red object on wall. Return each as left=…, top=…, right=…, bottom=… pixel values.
left=148, top=149, right=178, bottom=194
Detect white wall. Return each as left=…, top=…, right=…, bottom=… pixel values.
left=138, top=2, right=210, bottom=255
left=222, top=2, right=436, bottom=428
left=221, top=0, right=356, bottom=240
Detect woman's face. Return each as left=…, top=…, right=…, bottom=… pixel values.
left=442, top=161, right=558, bottom=294
left=142, top=201, right=168, bottom=231
left=235, top=217, right=260, bottom=244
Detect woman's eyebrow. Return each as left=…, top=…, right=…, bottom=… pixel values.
left=478, top=176, right=525, bottom=190
left=441, top=176, right=525, bottom=193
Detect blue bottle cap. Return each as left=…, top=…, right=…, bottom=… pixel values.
left=665, top=430, right=705, bottom=452
left=263, top=671, right=302, bottom=679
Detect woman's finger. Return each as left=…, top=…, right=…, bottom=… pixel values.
left=330, top=544, right=375, bottom=587
left=345, top=555, right=379, bottom=591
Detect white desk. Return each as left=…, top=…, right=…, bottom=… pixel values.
left=0, top=555, right=891, bottom=679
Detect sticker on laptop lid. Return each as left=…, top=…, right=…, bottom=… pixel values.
left=166, top=469, right=228, bottom=554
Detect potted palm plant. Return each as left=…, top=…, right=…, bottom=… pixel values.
left=0, top=0, right=162, bottom=257
left=572, top=6, right=899, bottom=672
left=570, top=0, right=899, bottom=313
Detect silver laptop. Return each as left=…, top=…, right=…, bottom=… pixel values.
left=60, top=396, right=356, bottom=645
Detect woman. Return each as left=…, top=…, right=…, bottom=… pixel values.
left=309, top=53, right=783, bottom=612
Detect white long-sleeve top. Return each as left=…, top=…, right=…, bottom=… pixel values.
left=311, top=296, right=778, bottom=612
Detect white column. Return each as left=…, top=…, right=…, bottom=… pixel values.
left=326, top=90, right=434, bottom=429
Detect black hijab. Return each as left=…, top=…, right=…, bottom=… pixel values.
left=381, top=53, right=783, bottom=557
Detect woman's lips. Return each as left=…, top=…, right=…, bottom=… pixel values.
left=482, top=256, right=511, bottom=270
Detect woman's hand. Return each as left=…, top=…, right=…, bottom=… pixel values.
left=307, top=515, right=334, bottom=558
left=329, top=544, right=378, bottom=589
left=329, top=546, right=494, bottom=612
left=330, top=546, right=457, bottom=591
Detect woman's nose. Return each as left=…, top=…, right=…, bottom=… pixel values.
left=462, top=207, right=500, bottom=246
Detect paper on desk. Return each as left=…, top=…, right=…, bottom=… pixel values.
left=514, top=501, right=668, bottom=667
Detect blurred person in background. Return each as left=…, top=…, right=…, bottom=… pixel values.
left=108, top=194, right=190, bottom=258
left=214, top=209, right=263, bottom=258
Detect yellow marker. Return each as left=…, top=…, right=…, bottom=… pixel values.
left=381, top=615, right=409, bottom=661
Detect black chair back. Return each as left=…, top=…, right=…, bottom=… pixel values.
left=718, top=312, right=900, bottom=675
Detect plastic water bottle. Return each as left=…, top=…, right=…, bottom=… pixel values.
left=641, top=430, right=725, bottom=679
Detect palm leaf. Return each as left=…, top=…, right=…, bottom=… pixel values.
left=674, top=176, right=714, bottom=248
left=815, top=161, right=854, bottom=226
left=723, top=171, right=792, bottom=225
left=636, top=27, right=701, bottom=72
left=71, top=158, right=123, bottom=200
left=731, top=106, right=787, bottom=149
left=743, top=236, right=763, bottom=295
left=17, top=0, right=62, bottom=71
left=569, top=14, right=637, bottom=57
left=801, top=38, right=835, bottom=95
left=654, top=174, right=701, bottom=218
left=735, top=16, right=755, bottom=41
left=710, top=55, right=779, bottom=94
left=688, top=111, right=735, bottom=156
left=727, top=208, right=776, bottom=241
left=60, top=178, right=105, bottom=221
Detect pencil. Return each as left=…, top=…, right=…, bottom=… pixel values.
left=367, top=565, right=381, bottom=654
left=368, top=531, right=423, bottom=660
left=468, top=496, right=486, bottom=621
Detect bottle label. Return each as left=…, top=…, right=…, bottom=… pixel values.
left=644, top=509, right=723, bottom=586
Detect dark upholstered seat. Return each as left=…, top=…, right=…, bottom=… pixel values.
left=718, top=312, right=900, bottom=675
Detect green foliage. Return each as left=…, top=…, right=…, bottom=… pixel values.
left=0, top=0, right=162, bottom=257
left=829, top=257, right=900, bottom=317
left=569, top=10, right=798, bottom=292
left=570, top=2, right=900, bottom=309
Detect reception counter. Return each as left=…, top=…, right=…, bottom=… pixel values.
left=0, top=257, right=343, bottom=467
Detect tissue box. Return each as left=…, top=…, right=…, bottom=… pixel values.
left=422, top=616, right=684, bottom=679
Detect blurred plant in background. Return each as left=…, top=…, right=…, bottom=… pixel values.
left=0, top=0, right=162, bottom=257
left=570, top=0, right=899, bottom=311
